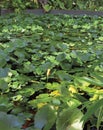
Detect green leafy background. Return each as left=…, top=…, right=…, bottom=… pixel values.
left=0, top=0, right=103, bottom=12
left=0, top=13, right=103, bottom=129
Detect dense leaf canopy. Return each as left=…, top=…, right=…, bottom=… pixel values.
left=0, top=0, right=103, bottom=12
left=0, top=13, right=103, bottom=130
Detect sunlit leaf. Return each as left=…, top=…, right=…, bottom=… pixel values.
left=56, top=108, right=83, bottom=130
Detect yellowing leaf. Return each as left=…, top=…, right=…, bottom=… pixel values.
left=69, top=85, right=77, bottom=93
left=50, top=90, right=60, bottom=97
left=46, top=69, right=51, bottom=77
left=33, top=0, right=38, bottom=4
left=37, top=103, right=47, bottom=109
left=96, top=89, right=103, bottom=94
left=90, top=94, right=99, bottom=101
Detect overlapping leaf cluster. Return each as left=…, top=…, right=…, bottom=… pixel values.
left=0, top=0, right=103, bottom=12
left=0, top=14, right=103, bottom=130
